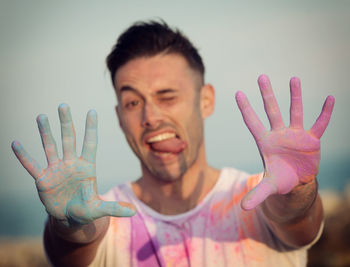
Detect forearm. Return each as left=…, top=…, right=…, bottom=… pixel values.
left=260, top=179, right=324, bottom=247
left=44, top=216, right=109, bottom=266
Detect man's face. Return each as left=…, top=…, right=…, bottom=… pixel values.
left=114, top=53, right=213, bottom=182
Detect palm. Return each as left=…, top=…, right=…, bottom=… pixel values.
left=12, top=104, right=135, bottom=227
left=258, top=128, right=320, bottom=191
left=36, top=158, right=98, bottom=225
left=236, top=75, right=334, bottom=210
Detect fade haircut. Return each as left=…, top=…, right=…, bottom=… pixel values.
left=106, top=20, right=205, bottom=86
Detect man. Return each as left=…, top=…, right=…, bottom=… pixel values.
left=12, top=21, right=334, bottom=266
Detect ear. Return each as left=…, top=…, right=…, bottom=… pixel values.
left=200, top=83, right=215, bottom=119
left=115, top=105, right=124, bottom=130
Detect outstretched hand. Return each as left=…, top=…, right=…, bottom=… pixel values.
left=12, top=104, right=135, bottom=227
left=236, top=75, right=334, bottom=210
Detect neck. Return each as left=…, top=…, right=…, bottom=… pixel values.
left=132, top=146, right=220, bottom=215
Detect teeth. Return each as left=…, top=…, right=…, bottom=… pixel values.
left=147, top=132, right=176, bottom=143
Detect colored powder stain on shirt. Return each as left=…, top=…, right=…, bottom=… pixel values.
left=162, top=243, right=191, bottom=266
left=90, top=168, right=315, bottom=267
left=210, top=174, right=262, bottom=222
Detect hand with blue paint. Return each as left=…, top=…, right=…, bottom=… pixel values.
left=235, top=75, right=335, bottom=211
left=12, top=104, right=135, bottom=229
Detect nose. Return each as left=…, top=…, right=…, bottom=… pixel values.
left=141, top=102, right=162, bottom=129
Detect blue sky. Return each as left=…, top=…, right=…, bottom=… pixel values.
left=1, top=1, right=349, bottom=236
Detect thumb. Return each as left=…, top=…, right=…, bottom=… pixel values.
left=241, top=179, right=277, bottom=210
left=93, top=200, right=136, bottom=219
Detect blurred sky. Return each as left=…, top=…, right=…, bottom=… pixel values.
left=0, top=1, right=349, bottom=236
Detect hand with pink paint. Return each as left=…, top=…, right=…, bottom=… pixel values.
left=235, top=75, right=335, bottom=210
left=12, top=104, right=135, bottom=228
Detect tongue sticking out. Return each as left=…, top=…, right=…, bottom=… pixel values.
left=149, top=138, right=187, bottom=153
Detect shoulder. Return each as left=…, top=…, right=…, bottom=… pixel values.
left=219, top=167, right=263, bottom=192
left=99, top=183, right=132, bottom=202
left=207, top=168, right=263, bottom=217
left=91, top=183, right=135, bottom=266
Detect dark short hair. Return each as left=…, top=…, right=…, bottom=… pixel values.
left=106, top=20, right=205, bottom=86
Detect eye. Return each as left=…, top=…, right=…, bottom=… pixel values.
left=161, top=97, right=175, bottom=101
left=157, top=96, right=178, bottom=107
left=125, top=100, right=140, bottom=109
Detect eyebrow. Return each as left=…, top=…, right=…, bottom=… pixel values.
left=118, top=86, right=144, bottom=101
left=119, top=85, right=136, bottom=93
left=119, top=86, right=177, bottom=95
left=155, top=89, right=177, bottom=95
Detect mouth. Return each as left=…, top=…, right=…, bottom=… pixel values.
left=147, top=132, right=177, bottom=143
left=145, top=131, right=187, bottom=155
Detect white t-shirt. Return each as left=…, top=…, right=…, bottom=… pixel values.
left=90, top=168, right=320, bottom=267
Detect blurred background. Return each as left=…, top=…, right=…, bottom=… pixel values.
left=0, top=0, right=349, bottom=266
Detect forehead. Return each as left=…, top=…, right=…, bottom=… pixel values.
left=114, top=53, right=200, bottom=95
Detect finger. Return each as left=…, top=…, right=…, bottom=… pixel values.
left=310, top=95, right=335, bottom=139
left=235, top=91, right=266, bottom=141
left=242, top=158, right=299, bottom=210
left=58, top=104, right=77, bottom=161
left=36, top=114, right=59, bottom=165
left=289, top=77, right=303, bottom=128
left=258, top=74, right=284, bottom=130
left=81, top=109, right=97, bottom=163
left=11, top=141, right=43, bottom=179
left=241, top=179, right=277, bottom=210
left=93, top=200, right=136, bottom=219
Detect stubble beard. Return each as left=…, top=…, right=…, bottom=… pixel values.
left=141, top=120, right=204, bottom=183
left=141, top=137, right=203, bottom=183
left=126, top=93, right=205, bottom=183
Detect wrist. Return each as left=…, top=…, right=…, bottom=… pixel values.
left=48, top=216, right=80, bottom=237
left=48, top=215, right=109, bottom=244
left=261, top=179, right=319, bottom=224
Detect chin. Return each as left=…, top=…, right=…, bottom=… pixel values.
left=139, top=143, right=201, bottom=183
left=143, top=160, right=189, bottom=183
left=152, top=167, right=186, bottom=183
